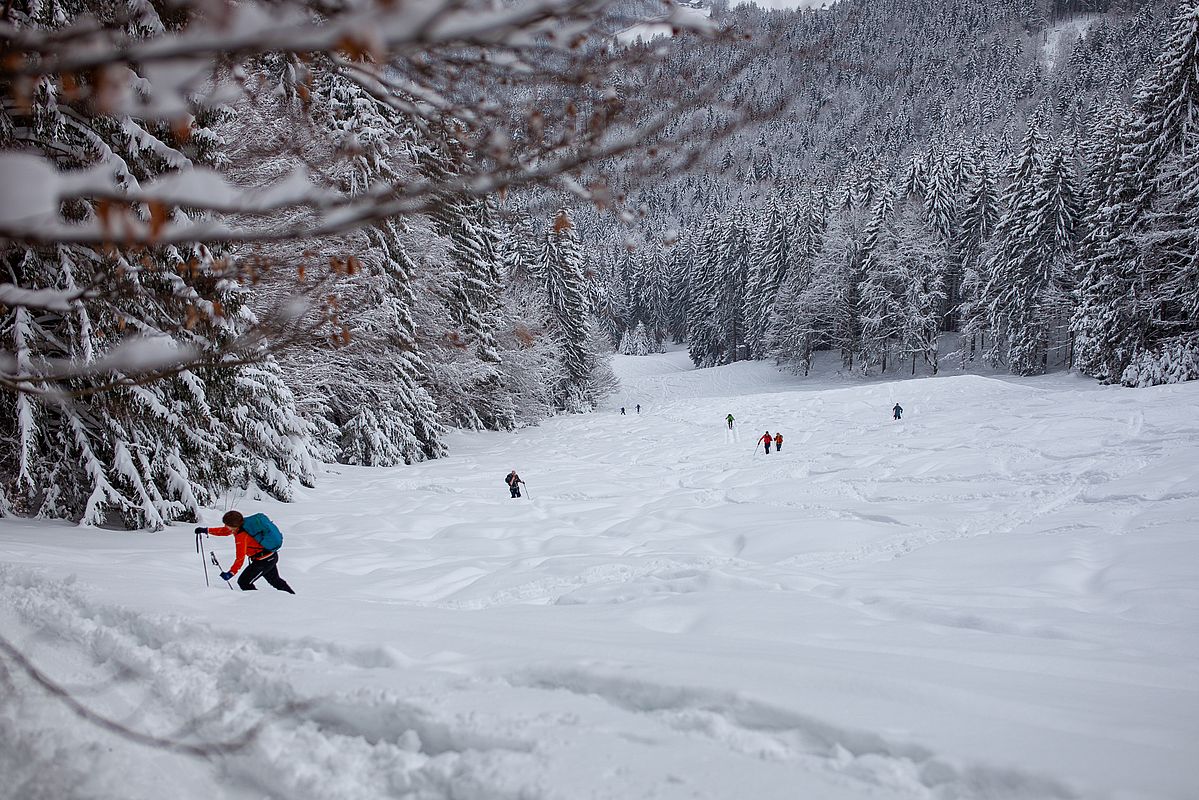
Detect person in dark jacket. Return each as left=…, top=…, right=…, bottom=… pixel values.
left=505, top=469, right=524, bottom=498
left=196, top=510, right=294, bottom=593
left=893, top=403, right=903, bottom=420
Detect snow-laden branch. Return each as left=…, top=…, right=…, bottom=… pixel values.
left=0, top=42, right=776, bottom=246
left=0, top=283, right=93, bottom=312
left=3, top=0, right=619, bottom=75
left=0, top=0, right=780, bottom=394
left=0, top=337, right=199, bottom=382
left=0, top=0, right=771, bottom=249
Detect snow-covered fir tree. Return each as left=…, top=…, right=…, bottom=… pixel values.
left=743, top=202, right=791, bottom=360
left=1077, top=0, right=1199, bottom=386
left=538, top=210, right=613, bottom=411
left=0, top=1, right=317, bottom=528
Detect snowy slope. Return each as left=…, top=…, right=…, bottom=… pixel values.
left=616, top=5, right=710, bottom=45
left=3, top=351, right=1198, bottom=800
left=1040, top=13, right=1103, bottom=72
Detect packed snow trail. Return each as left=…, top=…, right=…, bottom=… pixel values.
left=3, top=350, right=1198, bottom=800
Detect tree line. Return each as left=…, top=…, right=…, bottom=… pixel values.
left=599, top=0, right=1196, bottom=387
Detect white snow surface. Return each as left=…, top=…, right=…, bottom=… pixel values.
left=1040, top=13, right=1102, bottom=73
left=3, top=350, right=1198, bottom=800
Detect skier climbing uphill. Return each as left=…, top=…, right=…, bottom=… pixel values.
left=726, top=413, right=735, bottom=430
left=506, top=469, right=524, bottom=498
left=774, top=432, right=783, bottom=452
left=893, top=403, right=903, bottom=420
left=196, top=510, right=294, bottom=593
left=759, top=431, right=773, bottom=454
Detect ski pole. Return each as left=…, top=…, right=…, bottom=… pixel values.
left=196, top=531, right=209, bottom=587
left=210, top=551, right=234, bottom=590
left=522, top=481, right=531, bottom=500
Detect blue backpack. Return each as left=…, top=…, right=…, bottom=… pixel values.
left=241, top=513, right=283, bottom=551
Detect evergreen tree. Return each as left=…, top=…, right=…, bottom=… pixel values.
left=957, top=149, right=1002, bottom=363
left=1100, top=0, right=1199, bottom=384
left=1072, top=102, right=1131, bottom=378
left=894, top=206, right=948, bottom=374
left=717, top=206, right=754, bottom=364
left=922, top=148, right=958, bottom=244
left=665, top=237, right=694, bottom=344
left=622, top=322, right=652, bottom=356
left=743, top=202, right=790, bottom=360
left=687, top=216, right=726, bottom=368
left=0, top=1, right=317, bottom=527
left=639, top=245, right=672, bottom=349
left=857, top=190, right=902, bottom=374
left=979, top=118, right=1049, bottom=373
left=538, top=210, right=607, bottom=411
left=768, top=204, right=863, bottom=374
left=308, top=71, right=445, bottom=465
left=442, top=196, right=505, bottom=364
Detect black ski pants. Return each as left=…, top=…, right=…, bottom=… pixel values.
left=763, top=441, right=771, bottom=454
left=509, top=483, right=521, bottom=498
left=238, top=551, right=295, bottom=593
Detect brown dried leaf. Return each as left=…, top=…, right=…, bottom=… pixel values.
left=171, top=116, right=193, bottom=143
left=96, top=199, right=113, bottom=237
left=148, top=201, right=169, bottom=242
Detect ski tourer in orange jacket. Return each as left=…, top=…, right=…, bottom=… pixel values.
left=195, top=510, right=294, bottom=593
left=202, top=522, right=270, bottom=576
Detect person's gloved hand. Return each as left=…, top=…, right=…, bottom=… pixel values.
left=220, top=571, right=234, bottom=581
left=194, top=526, right=207, bottom=534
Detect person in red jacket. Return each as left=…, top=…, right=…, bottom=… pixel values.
left=759, top=431, right=773, bottom=454
left=196, top=510, right=294, bottom=593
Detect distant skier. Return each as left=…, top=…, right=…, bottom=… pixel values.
left=621, top=407, right=626, bottom=415
left=726, top=413, right=735, bottom=430
left=505, top=469, right=524, bottom=498
left=892, top=403, right=903, bottom=420
left=774, top=432, right=783, bottom=452
left=759, top=430, right=773, bottom=454
left=636, top=404, right=641, bottom=414
left=196, top=510, right=294, bottom=593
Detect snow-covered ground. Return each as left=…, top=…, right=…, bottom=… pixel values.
left=616, top=5, right=710, bottom=45
left=1039, top=13, right=1103, bottom=72
left=3, top=351, right=1198, bottom=800
left=614, top=1, right=831, bottom=45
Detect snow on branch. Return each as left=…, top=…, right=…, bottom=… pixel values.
left=0, top=0, right=781, bottom=397
left=0, top=0, right=768, bottom=246
left=0, top=283, right=93, bottom=312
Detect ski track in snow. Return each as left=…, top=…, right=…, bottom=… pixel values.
left=3, top=350, right=1199, bottom=799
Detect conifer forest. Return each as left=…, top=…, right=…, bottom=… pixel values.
left=2, top=0, right=1197, bottom=528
